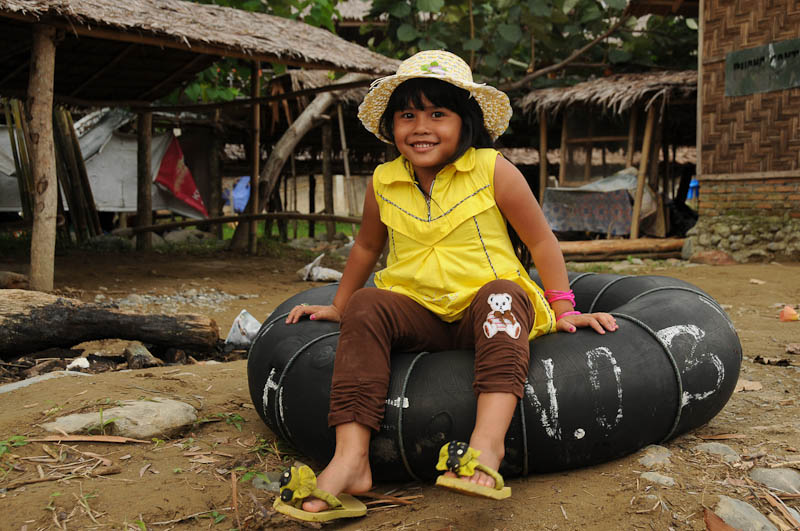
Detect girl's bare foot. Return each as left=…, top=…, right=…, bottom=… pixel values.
left=301, top=451, right=372, bottom=513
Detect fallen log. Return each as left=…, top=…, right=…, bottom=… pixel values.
left=0, top=289, right=219, bottom=358
left=559, top=237, right=684, bottom=258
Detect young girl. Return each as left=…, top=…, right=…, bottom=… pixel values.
left=281, top=50, right=617, bottom=517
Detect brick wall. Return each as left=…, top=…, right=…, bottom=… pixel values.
left=698, top=178, right=800, bottom=218
left=699, top=0, right=800, bottom=220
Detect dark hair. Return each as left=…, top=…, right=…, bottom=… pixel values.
left=378, top=78, right=494, bottom=164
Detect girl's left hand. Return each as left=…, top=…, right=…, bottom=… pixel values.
left=557, top=312, right=618, bottom=334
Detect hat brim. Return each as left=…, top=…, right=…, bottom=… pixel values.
left=357, top=73, right=512, bottom=144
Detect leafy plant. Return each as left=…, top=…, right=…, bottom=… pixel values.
left=0, top=435, right=27, bottom=458
left=86, top=407, right=118, bottom=435
left=218, top=413, right=246, bottom=431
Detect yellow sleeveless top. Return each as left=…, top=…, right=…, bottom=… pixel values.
left=372, top=147, right=555, bottom=340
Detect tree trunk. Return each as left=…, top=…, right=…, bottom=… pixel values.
left=559, top=237, right=684, bottom=257
left=0, top=290, right=219, bottom=358
left=27, top=24, right=57, bottom=291
left=228, top=73, right=370, bottom=249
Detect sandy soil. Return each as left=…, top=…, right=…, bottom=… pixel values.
left=1, top=248, right=799, bottom=530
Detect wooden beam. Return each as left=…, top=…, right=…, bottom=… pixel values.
left=114, top=211, right=361, bottom=236
left=138, top=54, right=209, bottom=100
left=69, top=43, right=137, bottom=97
left=0, top=62, right=27, bottom=87
left=27, top=24, right=58, bottom=292
left=538, top=108, right=547, bottom=204
left=248, top=61, right=261, bottom=254
left=558, top=112, right=568, bottom=185
left=322, top=118, right=334, bottom=240
left=630, top=105, right=656, bottom=239
left=625, top=107, right=638, bottom=168
left=566, top=135, right=629, bottom=144
left=136, top=112, right=153, bottom=250
left=0, top=12, right=364, bottom=73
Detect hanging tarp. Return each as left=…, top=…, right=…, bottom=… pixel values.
left=154, top=137, right=208, bottom=217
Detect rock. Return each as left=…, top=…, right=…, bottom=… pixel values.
left=164, top=229, right=199, bottom=244
left=694, top=442, right=740, bottom=463
left=749, top=467, right=800, bottom=494
left=690, top=250, right=737, bottom=265
left=637, top=445, right=672, bottom=469
left=640, top=472, right=675, bottom=487
left=714, top=495, right=778, bottom=531
left=41, top=398, right=197, bottom=439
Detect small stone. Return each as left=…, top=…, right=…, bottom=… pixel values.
left=694, top=442, right=740, bottom=463
left=715, top=495, right=778, bottom=531
left=638, top=445, right=672, bottom=469
left=640, top=472, right=675, bottom=487
left=749, top=467, right=800, bottom=494
left=690, top=250, right=737, bottom=265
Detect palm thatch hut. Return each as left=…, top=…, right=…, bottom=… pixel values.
left=519, top=70, right=697, bottom=238
left=0, top=0, right=397, bottom=289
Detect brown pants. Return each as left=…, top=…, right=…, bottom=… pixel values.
left=328, top=279, right=534, bottom=431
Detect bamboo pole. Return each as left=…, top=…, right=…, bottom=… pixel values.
left=337, top=104, right=357, bottom=225
left=630, top=105, right=656, bottom=239
left=136, top=112, right=153, bottom=250
left=27, top=24, right=58, bottom=292
left=249, top=61, right=261, bottom=254
left=538, top=107, right=547, bottom=204
left=64, top=110, right=101, bottom=236
left=322, top=119, right=334, bottom=240
left=625, top=107, right=638, bottom=168
left=54, top=109, right=88, bottom=242
left=584, top=117, right=593, bottom=181
left=209, top=109, right=222, bottom=239
left=4, top=100, right=32, bottom=222
left=558, top=112, right=568, bottom=185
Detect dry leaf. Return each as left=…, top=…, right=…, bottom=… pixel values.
left=735, top=379, right=763, bottom=392
left=786, top=343, right=800, bottom=355
left=749, top=278, right=766, bottom=285
left=779, top=305, right=799, bottom=322
left=704, top=508, right=738, bottom=531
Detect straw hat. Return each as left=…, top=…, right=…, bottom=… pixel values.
left=358, top=50, right=512, bottom=144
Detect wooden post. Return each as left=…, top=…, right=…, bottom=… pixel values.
left=308, top=174, right=316, bottom=239
left=558, top=112, right=568, bottom=185
left=27, top=24, right=58, bottom=292
left=625, top=107, right=638, bottom=168
left=249, top=61, right=261, bottom=253
left=337, top=104, right=357, bottom=235
left=630, top=105, right=656, bottom=239
left=584, top=117, right=593, bottom=181
left=322, top=118, right=335, bottom=240
left=538, top=108, right=547, bottom=204
left=209, top=109, right=222, bottom=239
left=136, top=111, right=153, bottom=251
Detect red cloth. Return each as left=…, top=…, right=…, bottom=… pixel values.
left=154, top=137, right=208, bottom=216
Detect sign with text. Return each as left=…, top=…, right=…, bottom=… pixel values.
left=725, top=38, right=800, bottom=96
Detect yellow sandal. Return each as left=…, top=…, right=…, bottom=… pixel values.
left=272, top=465, right=367, bottom=522
left=435, top=441, right=511, bottom=500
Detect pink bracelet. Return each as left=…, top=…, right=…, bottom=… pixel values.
left=545, top=289, right=575, bottom=306
left=557, top=311, right=581, bottom=321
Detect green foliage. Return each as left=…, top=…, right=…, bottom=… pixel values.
left=168, top=0, right=343, bottom=105
left=0, top=435, right=27, bottom=459
left=366, top=0, right=697, bottom=88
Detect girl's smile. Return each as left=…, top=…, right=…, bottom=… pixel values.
left=392, top=94, right=462, bottom=183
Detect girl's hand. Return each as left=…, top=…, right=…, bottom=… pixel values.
left=557, top=312, right=618, bottom=334
left=285, top=304, right=342, bottom=324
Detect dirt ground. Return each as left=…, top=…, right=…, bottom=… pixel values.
left=1, top=247, right=799, bottom=530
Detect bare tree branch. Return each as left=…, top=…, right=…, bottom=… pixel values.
left=499, top=7, right=632, bottom=92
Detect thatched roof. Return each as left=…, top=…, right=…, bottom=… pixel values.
left=0, top=0, right=398, bottom=105
left=519, top=70, right=697, bottom=118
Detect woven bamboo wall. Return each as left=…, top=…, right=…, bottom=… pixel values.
left=702, top=0, right=800, bottom=175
